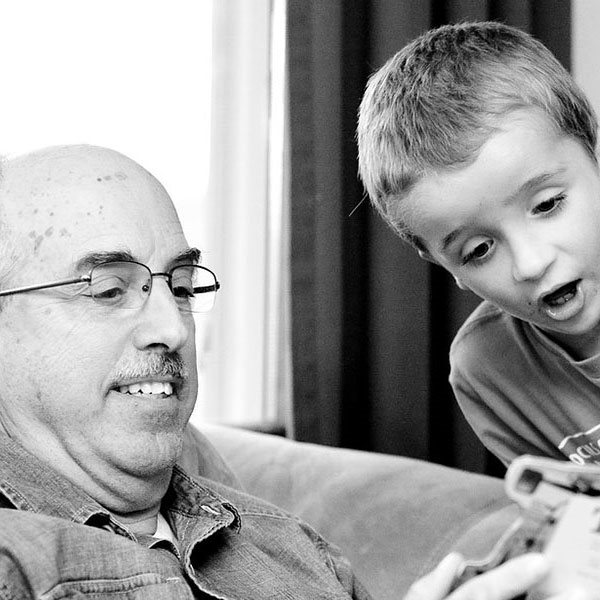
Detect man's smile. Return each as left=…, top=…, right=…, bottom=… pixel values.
left=117, top=381, right=175, bottom=396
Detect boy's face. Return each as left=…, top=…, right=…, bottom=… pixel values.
left=405, top=108, right=600, bottom=354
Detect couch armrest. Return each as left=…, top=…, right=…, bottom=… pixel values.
left=200, top=424, right=515, bottom=599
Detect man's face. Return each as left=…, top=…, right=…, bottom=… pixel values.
left=405, top=108, right=600, bottom=356
left=0, top=146, right=198, bottom=508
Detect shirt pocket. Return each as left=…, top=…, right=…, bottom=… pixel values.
left=40, top=572, right=195, bottom=599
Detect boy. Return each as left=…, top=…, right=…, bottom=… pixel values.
left=357, top=21, right=600, bottom=467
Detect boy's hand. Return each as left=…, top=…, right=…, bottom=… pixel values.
left=405, top=552, right=591, bottom=600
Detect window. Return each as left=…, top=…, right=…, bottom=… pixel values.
left=192, top=0, right=290, bottom=429
left=0, top=1, right=212, bottom=212
left=572, top=1, right=600, bottom=117
left=0, top=0, right=289, bottom=429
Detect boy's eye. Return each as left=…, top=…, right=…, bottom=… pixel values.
left=462, top=239, right=493, bottom=265
left=533, top=194, right=565, bottom=215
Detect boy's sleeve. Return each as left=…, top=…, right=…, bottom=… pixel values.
left=451, top=368, right=523, bottom=466
left=450, top=342, right=559, bottom=466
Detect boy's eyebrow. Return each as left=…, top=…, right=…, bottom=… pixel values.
left=501, top=169, right=566, bottom=207
left=440, top=230, right=462, bottom=254
left=440, top=169, right=567, bottom=254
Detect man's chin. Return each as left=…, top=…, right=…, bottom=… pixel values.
left=111, top=430, right=185, bottom=478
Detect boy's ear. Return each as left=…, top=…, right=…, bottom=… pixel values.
left=418, top=249, right=469, bottom=290
left=417, top=249, right=439, bottom=265
left=453, top=276, right=468, bottom=290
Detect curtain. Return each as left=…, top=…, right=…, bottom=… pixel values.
left=287, top=0, right=571, bottom=476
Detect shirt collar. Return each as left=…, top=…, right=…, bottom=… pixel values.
left=0, top=433, right=240, bottom=540
left=163, top=465, right=241, bottom=536
left=0, top=433, right=113, bottom=526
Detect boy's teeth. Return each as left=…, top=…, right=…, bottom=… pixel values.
left=543, top=282, right=577, bottom=307
left=549, top=292, right=573, bottom=306
left=118, top=381, right=173, bottom=396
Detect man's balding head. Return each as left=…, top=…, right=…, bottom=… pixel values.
left=0, top=145, right=199, bottom=519
left=0, top=145, right=183, bottom=281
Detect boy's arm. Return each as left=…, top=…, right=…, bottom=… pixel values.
left=451, top=373, right=524, bottom=465
left=449, top=324, right=562, bottom=465
left=450, top=368, right=556, bottom=466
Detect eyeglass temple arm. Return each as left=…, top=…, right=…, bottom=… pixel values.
left=0, top=274, right=219, bottom=298
left=0, top=276, right=90, bottom=298
left=194, top=282, right=221, bottom=294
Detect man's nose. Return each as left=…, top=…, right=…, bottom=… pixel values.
left=132, top=278, right=191, bottom=352
left=511, top=235, right=555, bottom=283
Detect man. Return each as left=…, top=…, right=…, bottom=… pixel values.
left=0, top=144, right=567, bottom=599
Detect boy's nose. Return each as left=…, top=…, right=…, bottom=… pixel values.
left=511, top=237, right=554, bottom=283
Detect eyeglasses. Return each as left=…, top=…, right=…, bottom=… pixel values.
left=0, top=261, right=220, bottom=313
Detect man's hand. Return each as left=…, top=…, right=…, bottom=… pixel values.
left=405, top=552, right=589, bottom=600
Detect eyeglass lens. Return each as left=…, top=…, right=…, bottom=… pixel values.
left=89, top=262, right=218, bottom=313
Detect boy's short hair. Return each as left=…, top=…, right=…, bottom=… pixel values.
left=357, top=21, right=597, bottom=248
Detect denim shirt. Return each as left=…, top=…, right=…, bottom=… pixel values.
left=0, top=434, right=372, bottom=599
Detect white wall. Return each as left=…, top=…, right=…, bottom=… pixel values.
left=0, top=0, right=220, bottom=420
left=572, top=1, right=600, bottom=125
left=0, top=0, right=212, bottom=245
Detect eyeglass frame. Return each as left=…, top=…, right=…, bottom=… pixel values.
left=0, top=260, right=221, bottom=310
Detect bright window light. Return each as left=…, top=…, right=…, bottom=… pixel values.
left=0, top=0, right=212, bottom=243
left=0, top=1, right=287, bottom=428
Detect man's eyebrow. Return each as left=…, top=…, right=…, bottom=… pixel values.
left=74, top=247, right=202, bottom=272
left=75, top=250, right=136, bottom=271
left=171, top=247, right=201, bottom=265
left=440, top=169, right=567, bottom=254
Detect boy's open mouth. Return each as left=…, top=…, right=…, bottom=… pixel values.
left=542, top=280, right=580, bottom=307
left=539, top=279, right=585, bottom=322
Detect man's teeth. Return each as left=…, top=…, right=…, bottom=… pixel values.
left=118, top=381, right=174, bottom=396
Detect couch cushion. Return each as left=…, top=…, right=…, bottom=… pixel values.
left=200, top=424, right=513, bottom=599
left=448, top=503, right=520, bottom=562
left=179, top=425, right=242, bottom=489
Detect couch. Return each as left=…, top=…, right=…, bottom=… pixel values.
left=191, top=424, right=520, bottom=600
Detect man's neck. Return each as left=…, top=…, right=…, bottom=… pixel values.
left=112, top=504, right=162, bottom=536
left=0, top=424, right=176, bottom=536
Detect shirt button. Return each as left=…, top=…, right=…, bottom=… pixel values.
left=200, top=504, right=221, bottom=516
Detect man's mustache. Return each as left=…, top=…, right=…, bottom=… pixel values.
left=111, top=352, right=187, bottom=384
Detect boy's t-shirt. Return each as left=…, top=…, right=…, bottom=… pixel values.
left=450, top=300, right=600, bottom=466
